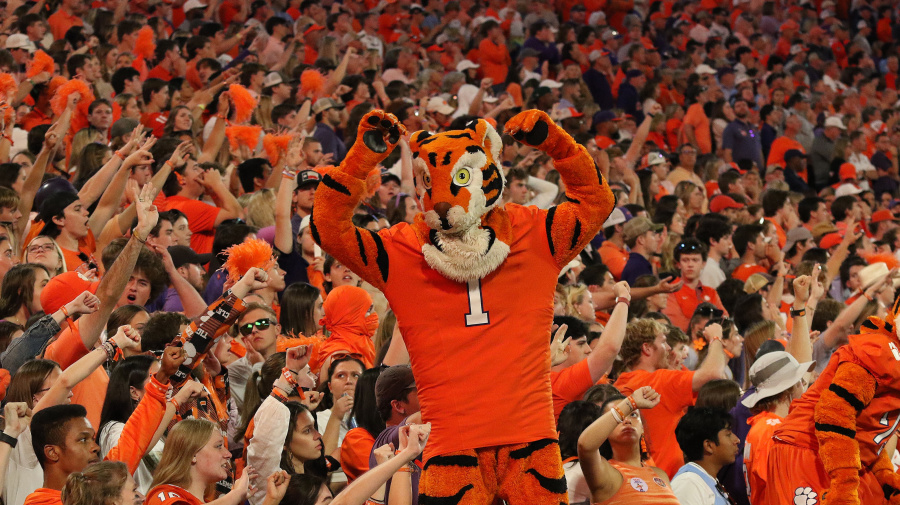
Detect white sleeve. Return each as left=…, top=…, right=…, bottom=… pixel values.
left=526, top=176, right=560, bottom=210
left=99, top=422, right=125, bottom=460
left=246, top=396, right=290, bottom=505
left=670, top=472, right=715, bottom=505
left=226, top=356, right=254, bottom=411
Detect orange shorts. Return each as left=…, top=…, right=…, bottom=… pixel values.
left=765, top=441, right=887, bottom=505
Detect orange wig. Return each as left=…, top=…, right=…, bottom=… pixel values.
left=223, top=238, right=277, bottom=284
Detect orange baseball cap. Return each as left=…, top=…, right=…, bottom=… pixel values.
left=871, top=209, right=898, bottom=224
left=40, top=271, right=100, bottom=315
left=839, top=162, right=857, bottom=181
left=819, top=233, right=843, bottom=249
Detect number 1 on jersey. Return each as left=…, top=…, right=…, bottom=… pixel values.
left=465, top=279, right=490, bottom=326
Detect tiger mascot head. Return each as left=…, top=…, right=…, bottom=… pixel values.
left=408, top=118, right=511, bottom=282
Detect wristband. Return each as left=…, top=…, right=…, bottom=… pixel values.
left=197, top=104, right=206, bottom=110
left=0, top=432, right=17, bottom=448
left=863, top=291, right=874, bottom=302
left=114, top=150, right=124, bottom=160
left=133, top=232, right=147, bottom=244
left=610, top=405, right=625, bottom=423
left=627, top=395, right=638, bottom=412
left=169, top=397, right=180, bottom=411
left=615, top=296, right=631, bottom=307
left=102, top=340, right=119, bottom=361
left=271, top=386, right=289, bottom=403
left=790, top=307, right=806, bottom=318
left=282, top=367, right=300, bottom=392
left=60, top=305, right=71, bottom=319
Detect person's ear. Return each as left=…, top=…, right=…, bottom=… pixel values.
left=130, top=386, right=141, bottom=402
left=44, top=445, right=61, bottom=463
left=390, top=398, right=406, bottom=416
left=51, top=214, right=65, bottom=228
left=641, top=341, right=653, bottom=356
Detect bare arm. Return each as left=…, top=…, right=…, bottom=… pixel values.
left=587, top=283, right=630, bottom=381
left=691, top=324, right=727, bottom=391
left=87, top=142, right=155, bottom=237
left=623, top=104, right=660, bottom=168
left=203, top=169, right=244, bottom=224
left=382, top=321, right=409, bottom=366
left=274, top=140, right=300, bottom=254
left=789, top=276, right=813, bottom=364
left=398, top=139, right=416, bottom=196
left=824, top=227, right=861, bottom=288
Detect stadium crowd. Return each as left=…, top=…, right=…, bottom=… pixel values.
left=0, top=0, right=898, bottom=503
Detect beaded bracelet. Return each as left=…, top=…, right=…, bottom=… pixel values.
left=627, top=395, right=638, bottom=412
left=102, top=340, right=119, bottom=361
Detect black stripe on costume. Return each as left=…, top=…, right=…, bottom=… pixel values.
left=887, top=322, right=895, bottom=333
left=447, top=132, right=474, bottom=140
left=545, top=207, right=557, bottom=256
left=884, top=484, right=900, bottom=500
left=423, top=455, right=479, bottom=468
left=443, top=152, right=452, bottom=166
left=364, top=230, right=389, bottom=283
left=862, top=320, right=879, bottom=330
left=321, top=174, right=351, bottom=196
left=419, top=484, right=474, bottom=505
left=309, top=210, right=321, bottom=245
left=570, top=218, right=582, bottom=250
left=428, top=152, right=438, bottom=167
left=482, top=163, right=503, bottom=207
left=510, top=439, right=557, bottom=459
left=815, top=422, right=856, bottom=438
left=416, top=131, right=435, bottom=145
left=429, top=229, right=443, bottom=252
left=566, top=196, right=580, bottom=204
left=486, top=226, right=496, bottom=252
left=525, top=469, right=567, bottom=495
left=594, top=160, right=604, bottom=186
left=354, top=229, right=368, bottom=266
left=829, top=384, right=866, bottom=412
left=465, top=145, right=485, bottom=155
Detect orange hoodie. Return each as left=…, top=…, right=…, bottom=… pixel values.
left=311, top=286, right=377, bottom=373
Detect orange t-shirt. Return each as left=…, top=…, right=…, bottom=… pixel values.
left=340, top=427, right=376, bottom=482
left=140, top=111, right=169, bottom=139
left=23, top=488, right=62, bottom=505
left=604, top=461, right=680, bottom=504
left=614, top=368, right=696, bottom=478
left=550, top=359, right=593, bottom=421
left=44, top=320, right=108, bottom=429
left=731, top=263, right=767, bottom=282
left=766, top=137, right=805, bottom=168
left=599, top=240, right=629, bottom=280
left=48, top=9, right=83, bottom=41
left=145, top=485, right=204, bottom=505
left=60, top=231, right=97, bottom=272
left=380, top=206, right=562, bottom=461
left=160, top=195, right=221, bottom=254
left=745, top=411, right=782, bottom=505
left=681, top=103, right=711, bottom=154
left=478, top=39, right=511, bottom=84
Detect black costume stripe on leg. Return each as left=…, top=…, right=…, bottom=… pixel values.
left=828, top=384, right=865, bottom=412
left=422, top=454, right=480, bottom=468
left=545, top=207, right=557, bottom=256
left=525, top=469, right=567, bottom=495
left=364, top=229, right=389, bottom=283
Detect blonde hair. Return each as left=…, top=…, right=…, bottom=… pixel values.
left=563, top=284, right=590, bottom=319
left=254, top=95, right=274, bottom=131
left=373, top=310, right=397, bottom=356
left=151, top=419, right=217, bottom=490
left=620, top=318, right=667, bottom=368
left=246, top=189, right=276, bottom=229
left=61, top=461, right=128, bottom=505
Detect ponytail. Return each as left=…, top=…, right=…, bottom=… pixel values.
left=61, top=462, right=129, bottom=505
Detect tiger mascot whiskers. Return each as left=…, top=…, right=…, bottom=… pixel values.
left=311, top=109, right=614, bottom=504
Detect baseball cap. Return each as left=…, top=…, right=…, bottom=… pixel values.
left=41, top=271, right=100, bottom=315
left=742, top=351, right=815, bottom=408
left=297, top=170, right=321, bottom=188
left=588, top=48, right=612, bottom=61
left=783, top=149, right=806, bottom=162
left=552, top=107, right=584, bottom=121
left=111, top=118, right=139, bottom=139
left=532, top=87, right=552, bottom=100
left=871, top=209, right=898, bottom=224
left=425, top=96, right=455, bottom=115
left=602, top=208, right=627, bottom=227
left=781, top=19, right=800, bottom=31
left=381, top=171, right=401, bottom=186
left=824, top=116, right=846, bottom=130
left=426, top=45, right=444, bottom=52
left=312, top=97, right=344, bottom=114
left=743, top=273, right=775, bottom=294
left=695, top=64, right=717, bottom=75
left=263, top=72, right=284, bottom=89
left=169, top=245, right=213, bottom=269
left=782, top=227, right=813, bottom=253
left=593, top=110, right=619, bottom=124
left=709, top=194, right=744, bottom=213
left=735, top=74, right=751, bottom=86
left=5, top=34, right=35, bottom=52
left=819, top=232, right=843, bottom=249
left=835, top=183, right=862, bottom=197
left=811, top=222, right=838, bottom=239
left=375, top=365, right=416, bottom=413
left=183, top=0, right=207, bottom=11
left=303, top=24, right=326, bottom=37
left=838, top=162, right=857, bottom=181
left=540, top=79, right=563, bottom=89
left=623, top=216, right=663, bottom=243
left=456, top=60, right=480, bottom=72
left=645, top=152, right=667, bottom=167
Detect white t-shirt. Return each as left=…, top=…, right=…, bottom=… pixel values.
left=671, top=463, right=718, bottom=505
left=3, top=428, right=43, bottom=505
left=700, top=257, right=726, bottom=289
left=563, top=460, right=592, bottom=505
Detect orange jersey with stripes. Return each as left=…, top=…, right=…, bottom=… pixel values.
left=145, top=485, right=203, bottom=505
left=774, top=329, right=900, bottom=469
left=600, top=461, right=680, bottom=504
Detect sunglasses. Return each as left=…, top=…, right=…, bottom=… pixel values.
left=239, top=318, right=274, bottom=336
left=331, top=351, right=364, bottom=362
left=696, top=306, right=724, bottom=318
left=675, top=242, right=702, bottom=253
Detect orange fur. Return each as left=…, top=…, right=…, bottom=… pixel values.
left=134, top=26, right=156, bottom=60
left=0, top=74, right=16, bottom=102
left=26, top=50, right=54, bottom=79
left=226, top=125, right=262, bottom=151
left=300, top=69, right=325, bottom=100
left=262, top=133, right=292, bottom=165
left=50, top=80, right=94, bottom=131
left=863, top=253, right=900, bottom=270
left=228, top=84, right=257, bottom=124
left=47, top=76, right=66, bottom=97
left=222, top=238, right=277, bottom=284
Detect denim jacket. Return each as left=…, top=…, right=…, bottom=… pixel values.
left=1, top=314, right=61, bottom=374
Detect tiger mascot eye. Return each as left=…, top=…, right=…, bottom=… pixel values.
left=311, top=109, right=615, bottom=504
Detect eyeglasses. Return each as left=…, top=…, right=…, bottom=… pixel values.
left=238, top=318, right=274, bottom=336
left=675, top=242, right=702, bottom=253
left=27, top=243, right=55, bottom=254
left=680, top=149, right=697, bottom=155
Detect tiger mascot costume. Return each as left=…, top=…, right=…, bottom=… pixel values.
left=767, top=293, right=900, bottom=505
left=311, top=109, right=614, bottom=504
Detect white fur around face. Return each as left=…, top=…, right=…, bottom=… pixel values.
left=422, top=226, right=510, bottom=282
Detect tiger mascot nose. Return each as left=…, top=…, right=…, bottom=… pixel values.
left=433, top=202, right=452, bottom=229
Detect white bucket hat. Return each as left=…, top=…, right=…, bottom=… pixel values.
left=742, top=351, right=815, bottom=408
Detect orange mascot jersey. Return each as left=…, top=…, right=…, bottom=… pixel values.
left=769, top=315, right=900, bottom=505
left=312, top=110, right=614, bottom=504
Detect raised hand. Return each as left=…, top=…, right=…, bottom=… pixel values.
left=793, top=275, right=811, bottom=305
left=613, top=281, right=631, bottom=300
left=373, top=443, right=395, bottom=465
left=157, top=344, right=187, bottom=382
left=134, top=184, right=160, bottom=239
left=285, top=345, right=310, bottom=373
left=65, top=291, right=100, bottom=316
left=167, top=141, right=193, bottom=169
left=504, top=109, right=556, bottom=149
left=172, top=380, right=204, bottom=405
left=233, top=267, right=269, bottom=297
left=631, top=386, right=661, bottom=409
left=264, top=471, right=290, bottom=504
left=111, top=325, right=141, bottom=352
left=549, top=323, right=570, bottom=367
left=332, top=392, right=354, bottom=417
left=703, top=323, right=723, bottom=342
left=398, top=423, right=431, bottom=460
left=2, top=402, right=32, bottom=438
left=355, top=110, right=406, bottom=158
